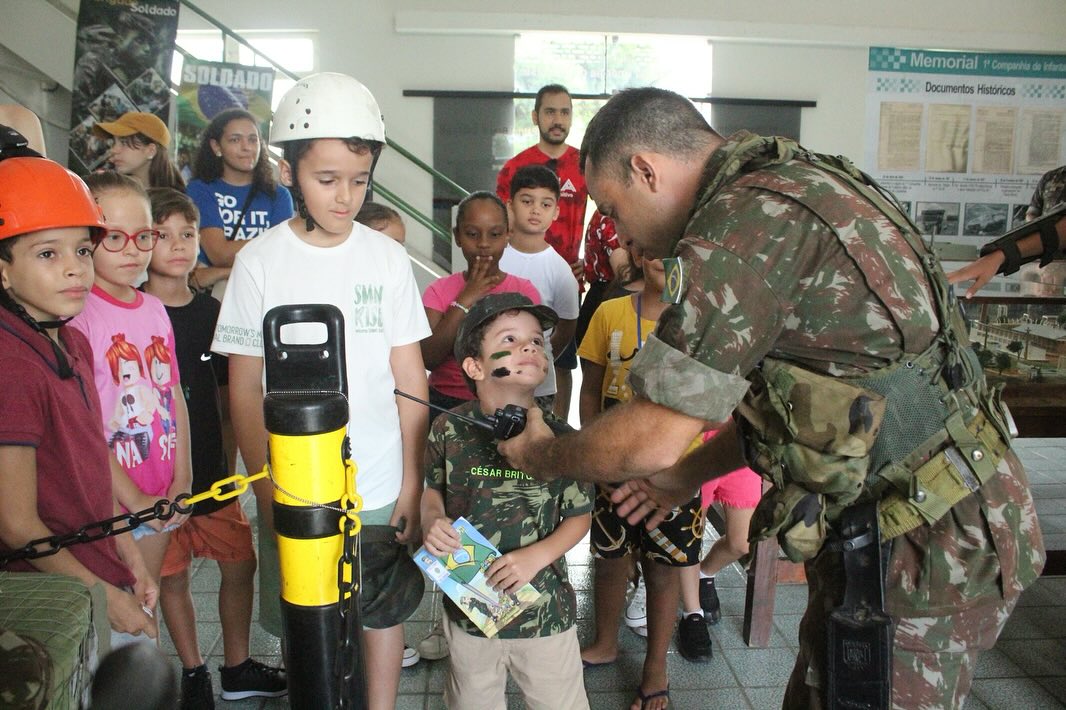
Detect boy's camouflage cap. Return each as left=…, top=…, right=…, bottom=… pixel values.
left=453, top=293, right=558, bottom=362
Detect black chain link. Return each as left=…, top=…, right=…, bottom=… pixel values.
left=335, top=502, right=361, bottom=709
left=0, top=495, right=192, bottom=567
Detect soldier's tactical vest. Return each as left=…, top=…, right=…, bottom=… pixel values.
left=700, top=135, right=1014, bottom=562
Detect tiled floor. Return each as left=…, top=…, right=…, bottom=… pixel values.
left=161, top=438, right=1066, bottom=709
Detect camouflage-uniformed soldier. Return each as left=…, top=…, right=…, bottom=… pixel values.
left=500, top=87, right=1045, bottom=709
left=1027, top=164, right=1066, bottom=220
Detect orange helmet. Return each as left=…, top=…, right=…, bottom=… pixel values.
left=0, top=157, right=106, bottom=242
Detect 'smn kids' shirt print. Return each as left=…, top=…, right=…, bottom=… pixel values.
left=352, top=282, right=384, bottom=333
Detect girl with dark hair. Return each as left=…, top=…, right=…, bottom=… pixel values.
left=186, top=109, right=293, bottom=285
left=94, top=112, right=185, bottom=191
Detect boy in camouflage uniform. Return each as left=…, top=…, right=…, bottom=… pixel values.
left=421, top=292, right=594, bottom=710
left=500, top=88, right=1045, bottom=709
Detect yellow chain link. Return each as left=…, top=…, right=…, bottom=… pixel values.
left=338, top=459, right=362, bottom=536
left=180, top=467, right=270, bottom=508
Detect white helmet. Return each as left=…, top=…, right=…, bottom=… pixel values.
left=270, top=72, right=385, bottom=145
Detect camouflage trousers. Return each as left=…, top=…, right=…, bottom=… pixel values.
left=783, top=452, right=1044, bottom=709
left=782, top=549, right=1016, bottom=710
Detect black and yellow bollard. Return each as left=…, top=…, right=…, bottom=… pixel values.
left=262, top=304, right=367, bottom=710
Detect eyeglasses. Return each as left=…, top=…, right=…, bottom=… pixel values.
left=545, top=158, right=559, bottom=174
left=93, top=229, right=160, bottom=253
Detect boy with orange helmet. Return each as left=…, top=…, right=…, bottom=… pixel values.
left=0, top=125, right=158, bottom=645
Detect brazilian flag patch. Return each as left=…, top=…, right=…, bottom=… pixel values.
left=662, top=257, right=685, bottom=304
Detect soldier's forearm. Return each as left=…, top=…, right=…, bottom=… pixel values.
left=539, top=397, right=705, bottom=482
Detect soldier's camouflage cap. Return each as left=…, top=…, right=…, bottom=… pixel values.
left=454, top=292, right=558, bottom=362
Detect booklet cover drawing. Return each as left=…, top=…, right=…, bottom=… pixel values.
left=413, top=516, right=544, bottom=637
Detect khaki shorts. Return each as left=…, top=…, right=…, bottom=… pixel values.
left=443, top=621, right=589, bottom=710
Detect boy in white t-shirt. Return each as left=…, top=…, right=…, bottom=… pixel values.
left=211, top=73, right=431, bottom=708
left=499, top=165, right=580, bottom=413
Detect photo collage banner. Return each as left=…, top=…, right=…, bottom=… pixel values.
left=69, top=0, right=180, bottom=174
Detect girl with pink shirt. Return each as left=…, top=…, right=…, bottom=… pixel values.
left=70, top=172, right=191, bottom=588
left=420, top=192, right=541, bottom=415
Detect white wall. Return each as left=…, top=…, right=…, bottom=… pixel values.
left=711, top=43, right=869, bottom=157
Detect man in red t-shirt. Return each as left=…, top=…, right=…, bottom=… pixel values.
left=497, top=84, right=589, bottom=417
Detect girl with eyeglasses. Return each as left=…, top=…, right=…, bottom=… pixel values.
left=70, top=171, right=192, bottom=606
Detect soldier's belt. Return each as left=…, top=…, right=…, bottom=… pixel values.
left=877, top=410, right=1008, bottom=540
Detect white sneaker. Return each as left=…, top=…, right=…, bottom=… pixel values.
left=417, top=620, right=449, bottom=661
left=624, top=577, right=648, bottom=636
left=402, top=645, right=420, bottom=668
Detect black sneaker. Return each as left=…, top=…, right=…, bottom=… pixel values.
left=180, top=665, right=215, bottom=710
left=699, top=576, right=722, bottom=625
left=677, top=613, right=713, bottom=663
left=219, top=658, right=287, bottom=701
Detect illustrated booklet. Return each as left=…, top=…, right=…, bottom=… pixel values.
left=413, top=516, right=544, bottom=637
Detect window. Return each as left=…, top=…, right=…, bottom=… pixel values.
left=512, top=32, right=714, bottom=151
left=172, top=30, right=316, bottom=111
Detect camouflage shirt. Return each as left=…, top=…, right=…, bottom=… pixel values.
left=629, top=131, right=1043, bottom=615
left=425, top=401, right=594, bottom=639
left=1029, top=164, right=1066, bottom=217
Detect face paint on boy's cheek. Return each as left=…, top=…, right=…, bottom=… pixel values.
left=491, top=367, right=511, bottom=378
left=490, top=351, right=510, bottom=360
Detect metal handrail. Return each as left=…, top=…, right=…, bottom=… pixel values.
left=373, top=183, right=452, bottom=243
left=179, top=0, right=469, bottom=201
left=180, top=0, right=300, bottom=82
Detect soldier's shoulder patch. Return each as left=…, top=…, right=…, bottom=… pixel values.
left=662, top=257, right=685, bottom=305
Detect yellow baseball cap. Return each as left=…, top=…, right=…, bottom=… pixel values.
left=93, top=112, right=171, bottom=147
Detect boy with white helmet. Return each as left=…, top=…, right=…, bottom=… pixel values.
left=211, top=74, right=431, bottom=707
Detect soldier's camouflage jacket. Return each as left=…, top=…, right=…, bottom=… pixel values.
left=629, top=131, right=1044, bottom=622
left=425, top=401, right=594, bottom=639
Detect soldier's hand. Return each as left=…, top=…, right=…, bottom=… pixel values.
left=610, top=472, right=695, bottom=530
left=423, top=517, right=461, bottom=558
left=946, top=251, right=1004, bottom=298
left=497, top=406, right=556, bottom=478
left=485, top=547, right=544, bottom=594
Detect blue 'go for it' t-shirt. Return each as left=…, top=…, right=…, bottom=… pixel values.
left=186, top=178, right=294, bottom=265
